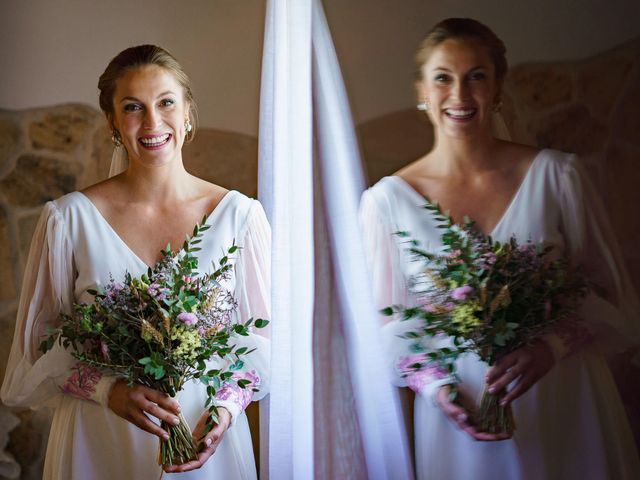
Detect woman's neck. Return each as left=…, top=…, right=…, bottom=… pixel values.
left=120, top=158, right=195, bottom=204
left=427, top=131, right=502, bottom=177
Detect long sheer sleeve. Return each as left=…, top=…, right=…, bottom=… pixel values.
left=549, top=155, right=640, bottom=359
left=0, top=202, right=115, bottom=409
left=360, top=189, right=453, bottom=403
left=213, top=201, right=271, bottom=421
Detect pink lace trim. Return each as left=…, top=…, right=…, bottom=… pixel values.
left=61, top=363, right=102, bottom=401
left=397, top=354, right=449, bottom=395
left=214, top=370, right=260, bottom=411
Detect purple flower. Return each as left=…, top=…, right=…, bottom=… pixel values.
left=178, top=312, right=198, bottom=326
left=147, top=283, right=159, bottom=297
left=483, top=252, right=497, bottom=265
left=452, top=285, right=474, bottom=301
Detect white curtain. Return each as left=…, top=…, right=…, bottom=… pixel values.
left=258, top=0, right=413, bottom=478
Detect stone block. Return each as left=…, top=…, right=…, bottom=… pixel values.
left=534, top=103, right=608, bottom=155
left=0, top=308, right=17, bottom=386
left=0, top=209, right=17, bottom=302
left=7, top=409, right=50, bottom=480
left=576, top=50, right=635, bottom=119
left=507, top=66, right=573, bottom=111
left=603, top=142, right=640, bottom=291
left=183, top=130, right=258, bottom=197
left=0, top=154, right=79, bottom=207
left=611, top=70, right=640, bottom=148
left=90, top=125, right=113, bottom=185
left=17, top=210, right=42, bottom=274
left=358, top=109, right=433, bottom=185
left=0, top=115, right=22, bottom=175
left=29, top=104, right=99, bottom=153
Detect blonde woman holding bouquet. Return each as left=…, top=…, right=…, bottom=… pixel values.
left=361, top=18, right=640, bottom=480
left=1, top=45, right=270, bottom=479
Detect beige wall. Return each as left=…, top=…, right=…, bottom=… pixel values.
left=2, top=0, right=639, bottom=134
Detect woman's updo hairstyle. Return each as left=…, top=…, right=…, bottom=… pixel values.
left=98, top=44, right=197, bottom=142
left=415, top=18, right=507, bottom=82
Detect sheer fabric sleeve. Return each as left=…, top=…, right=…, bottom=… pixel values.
left=360, top=189, right=453, bottom=403
left=549, top=155, right=640, bottom=360
left=0, top=202, right=115, bottom=409
left=213, top=201, right=271, bottom=421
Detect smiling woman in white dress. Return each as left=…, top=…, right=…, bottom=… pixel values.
left=1, top=45, right=270, bottom=479
left=361, top=18, right=640, bottom=479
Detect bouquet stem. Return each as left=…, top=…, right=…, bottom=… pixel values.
left=476, top=387, right=516, bottom=435
left=158, top=412, right=197, bottom=466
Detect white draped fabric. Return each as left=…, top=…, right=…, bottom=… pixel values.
left=258, top=0, right=413, bottom=478
left=258, top=0, right=314, bottom=478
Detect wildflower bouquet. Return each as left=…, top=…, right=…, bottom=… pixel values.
left=384, top=202, right=588, bottom=434
left=40, top=218, right=268, bottom=465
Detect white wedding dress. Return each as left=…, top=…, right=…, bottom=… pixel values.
left=361, top=149, right=640, bottom=479
left=1, top=190, right=271, bottom=480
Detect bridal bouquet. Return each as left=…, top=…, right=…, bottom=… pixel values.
left=40, top=218, right=268, bottom=465
left=384, top=202, right=588, bottom=434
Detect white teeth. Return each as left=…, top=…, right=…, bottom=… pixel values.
left=139, top=134, right=170, bottom=145
left=446, top=109, right=475, bottom=118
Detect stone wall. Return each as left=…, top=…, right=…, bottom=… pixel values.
left=358, top=36, right=640, bottom=448
left=0, top=104, right=259, bottom=479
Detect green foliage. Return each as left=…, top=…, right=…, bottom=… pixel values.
left=39, top=217, right=269, bottom=465
left=393, top=198, right=590, bottom=372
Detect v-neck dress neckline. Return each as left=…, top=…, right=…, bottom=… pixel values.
left=388, top=149, right=544, bottom=237
left=74, top=190, right=236, bottom=269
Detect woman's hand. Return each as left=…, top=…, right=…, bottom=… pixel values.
left=436, top=386, right=512, bottom=441
left=163, top=407, right=232, bottom=473
left=485, top=340, right=555, bottom=406
left=107, top=380, right=182, bottom=440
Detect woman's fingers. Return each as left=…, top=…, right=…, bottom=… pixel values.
left=500, top=372, right=535, bottom=405
left=488, top=341, right=555, bottom=406
left=108, top=380, right=182, bottom=439
left=196, top=408, right=231, bottom=450
left=146, top=388, right=181, bottom=416
left=486, top=353, right=518, bottom=384
left=141, top=399, right=180, bottom=427
left=436, top=386, right=512, bottom=441
left=163, top=408, right=232, bottom=473
left=129, top=409, right=169, bottom=440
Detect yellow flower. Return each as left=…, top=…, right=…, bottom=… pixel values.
left=451, top=301, right=482, bottom=333
left=170, top=326, right=201, bottom=361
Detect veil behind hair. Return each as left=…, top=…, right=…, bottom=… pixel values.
left=492, top=111, right=511, bottom=141
left=108, top=145, right=129, bottom=177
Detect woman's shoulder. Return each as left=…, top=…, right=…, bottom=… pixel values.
left=498, top=142, right=579, bottom=179
left=365, top=175, right=405, bottom=201
left=47, top=190, right=88, bottom=218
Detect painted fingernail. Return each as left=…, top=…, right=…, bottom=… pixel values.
left=206, top=438, right=212, bottom=446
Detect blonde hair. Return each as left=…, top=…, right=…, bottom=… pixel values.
left=98, top=44, right=198, bottom=142
left=415, top=18, right=507, bottom=82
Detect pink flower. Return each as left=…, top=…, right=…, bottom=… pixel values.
left=100, top=341, right=109, bottom=360
left=178, top=312, right=198, bottom=326
left=452, top=285, right=474, bottom=301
